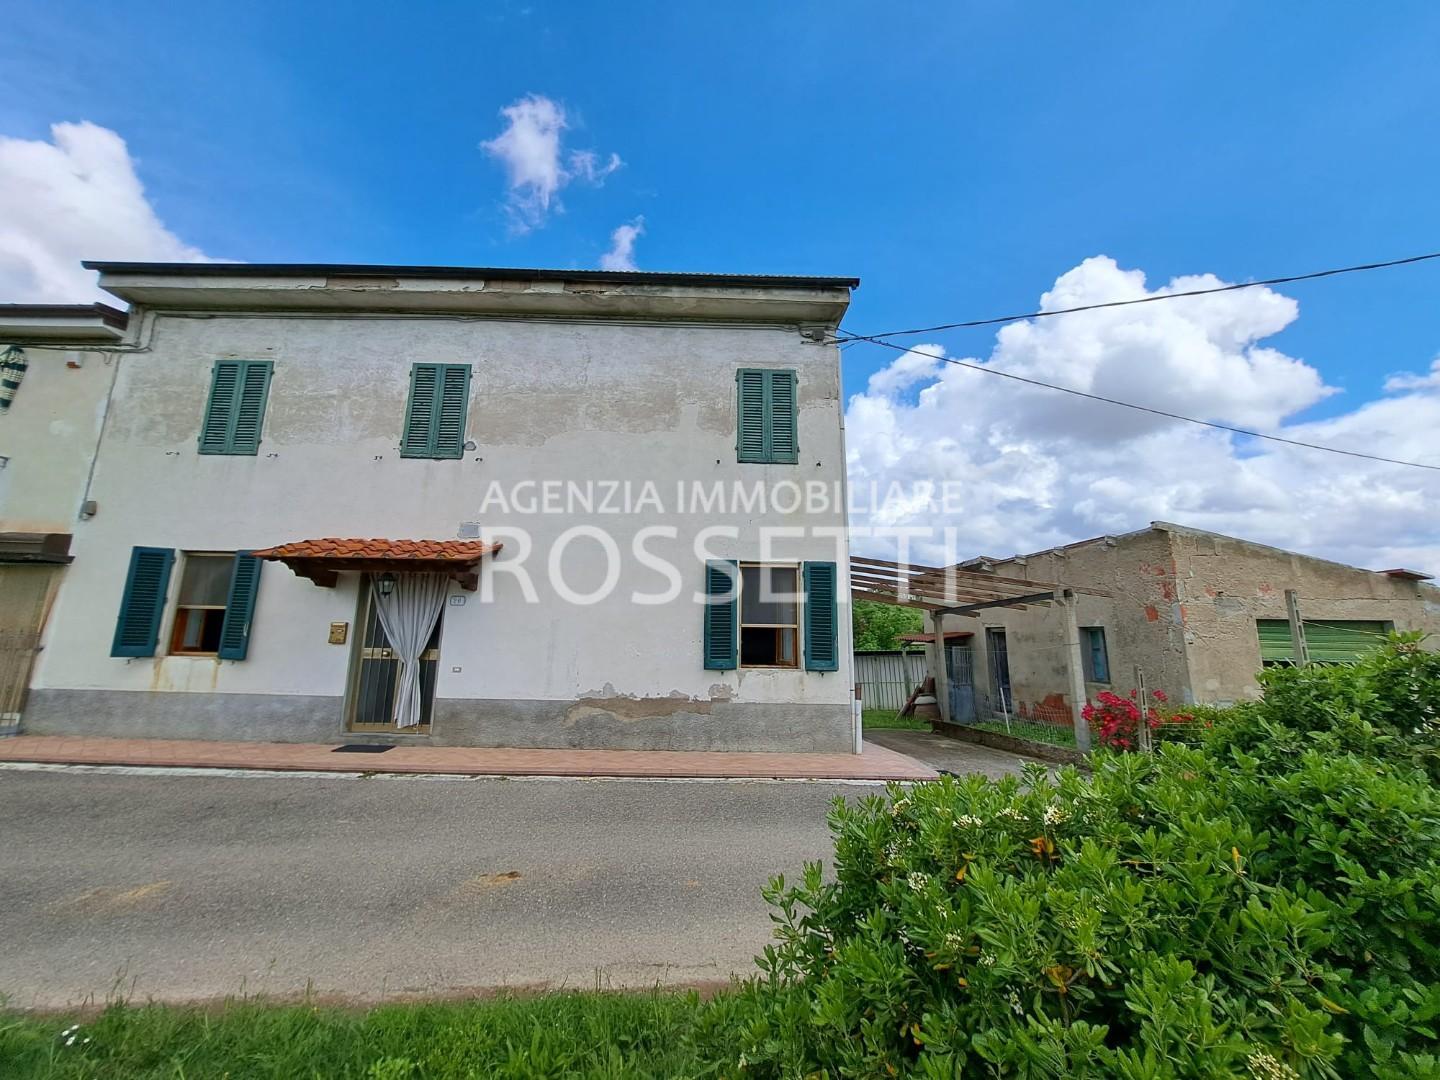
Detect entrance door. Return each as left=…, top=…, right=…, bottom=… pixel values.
left=346, top=579, right=442, bottom=732
left=945, top=643, right=978, bottom=724
left=985, top=627, right=1012, bottom=714
left=0, top=565, right=59, bottom=725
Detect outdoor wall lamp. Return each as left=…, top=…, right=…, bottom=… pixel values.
left=377, top=572, right=397, bottom=597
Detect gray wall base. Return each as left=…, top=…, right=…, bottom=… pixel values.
left=431, top=699, right=855, bottom=753
left=22, top=690, right=342, bottom=744
left=21, top=690, right=856, bottom=753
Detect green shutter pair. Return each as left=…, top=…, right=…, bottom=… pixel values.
left=200, top=360, right=273, bottom=454
left=736, top=369, right=798, bottom=464
left=702, top=560, right=838, bottom=671
left=111, top=548, right=263, bottom=660
left=402, top=363, right=471, bottom=458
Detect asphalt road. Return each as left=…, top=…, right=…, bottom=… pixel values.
left=0, top=768, right=871, bottom=1008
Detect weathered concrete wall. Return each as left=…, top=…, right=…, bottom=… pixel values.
left=944, top=524, right=1440, bottom=716
left=948, top=528, right=1189, bottom=720
left=30, top=309, right=855, bottom=751
left=0, top=346, right=115, bottom=533
left=1168, top=525, right=1440, bottom=703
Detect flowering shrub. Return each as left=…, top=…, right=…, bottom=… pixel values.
left=746, top=640, right=1440, bottom=1078
left=1083, top=688, right=1193, bottom=750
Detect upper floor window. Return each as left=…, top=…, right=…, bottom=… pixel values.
left=736, top=368, right=798, bottom=464
left=199, top=360, right=273, bottom=455
left=401, top=363, right=471, bottom=459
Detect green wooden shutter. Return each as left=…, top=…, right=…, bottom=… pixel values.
left=736, top=369, right=767, bottom=462
left=402, top=364, right=440, bottom=457
left=433, top=364, right=471, bottom=459
left=803, top=561, right=839, bottom=671
left=736, top=369, right=799, bottom=464
left=199, top=361, right=241, bottom=453
left=702, top=559, right=739, bottom=670
left=200, top=360, right=272, bottom=455
left=229, top=363, right=273, bottom=454
left=217, top=552, right=263, bottom=660
left=402, top=363, right=469, bottom=458
left=767, top=370, right=799, bottom=463
left=111, top=547, right=175, bottom=657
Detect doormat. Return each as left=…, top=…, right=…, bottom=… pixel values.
left=332, top=744, right=395, bottom=754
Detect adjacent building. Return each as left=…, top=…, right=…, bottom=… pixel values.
left=0, top=303, right=130, bottom=732
left=1, top=263, right=860, bottom=752
left=933, top=522, right=1440, bottom=730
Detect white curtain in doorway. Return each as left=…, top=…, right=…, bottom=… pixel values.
left=371, top=572, right=450, bottom=728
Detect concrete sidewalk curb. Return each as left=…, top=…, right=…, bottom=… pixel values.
left=0, top=734, right=937, bottom=783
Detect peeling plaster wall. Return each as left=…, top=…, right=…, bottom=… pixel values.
left=946, top=528, right=1188, bottom=721
left=0, top=346, right=115, bottom=533
left=943, top=525, right=1440, bottom=717
left=1167, top=525, right=1440, bottom=703
left=30, top=311, right=855, bottom=750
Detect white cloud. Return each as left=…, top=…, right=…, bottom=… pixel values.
left=480, top=95, right=621, bottom=232
left=846, top=256, right=1440, bottom=572
left=599, top=216, right=644, bottom=271
left=0, top=121, right=209, bottom=304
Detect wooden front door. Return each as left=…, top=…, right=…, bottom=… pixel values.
left=0, top=565, right=59, bottom=725
left=345, top=579, right=441, bottom=732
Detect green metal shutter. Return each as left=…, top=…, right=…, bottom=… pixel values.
left=803, top=561, right=839, bottom=671
left=228, top=362, right=273, bottom=454
left=401, top=364, right=440, bottom=457
left=1257, top=619, right=1388, bottom=663
left=767, top=370, right=799, bottom=463
left=111, top=547, right=175, bottom=657
left=199, top=361, right=242, bottom=453
left=217, top=552, right=264, bottom=660
left=1256, top=620, right=1294, bottom=662
left=736, top=370, right=767, bottom=462
left=433, top=364, right=471, bottom=459
left=702, top=559, right=738, bottom=670
left=1304, top=621, right=1388, bottom=663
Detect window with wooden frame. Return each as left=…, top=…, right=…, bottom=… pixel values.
left=739, top=563, right=800, bottom=667
left=169, top=552, right=236, bottom=655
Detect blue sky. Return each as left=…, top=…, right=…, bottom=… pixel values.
left=4, top=1, right=1439, bottom=566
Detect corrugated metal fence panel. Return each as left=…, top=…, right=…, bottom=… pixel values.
left=854, top=651, right=929, bottom=710
left=1256, top=619, right=1389, bottom=663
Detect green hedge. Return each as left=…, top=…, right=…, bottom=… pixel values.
left=750, top=637, right=1440, bottom=1078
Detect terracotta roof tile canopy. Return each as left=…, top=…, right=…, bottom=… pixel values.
left=252, top=538, right=502, bottom=591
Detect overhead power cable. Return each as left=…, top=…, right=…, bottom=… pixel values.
left=847, top=336, right=1440, bottom=472
left=838, top=250, right=1440, bottom=344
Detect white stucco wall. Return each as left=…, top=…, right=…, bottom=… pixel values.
left=30, top=309, right=854, bottom=746
left=0, top=346, right=115, bottom=533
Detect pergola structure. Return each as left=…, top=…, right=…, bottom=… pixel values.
left=849, top=555, right=1106, bottom=615
left=848, top=554, right=1108, bottom=750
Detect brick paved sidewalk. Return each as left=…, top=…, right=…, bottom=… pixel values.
left=0, top=734, right=936, bottom=781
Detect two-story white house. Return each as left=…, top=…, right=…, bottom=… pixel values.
left=2, top=263, right=859, bottom=752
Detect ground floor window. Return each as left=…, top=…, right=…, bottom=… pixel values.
left=169, top=552, right=234, bottom=655
left=1081, top=626, right=1110, bottom=683
left=739, top=563, right=799, bottom=667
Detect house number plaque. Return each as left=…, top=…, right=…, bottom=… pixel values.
left=328, top=622, right=349, bottom=645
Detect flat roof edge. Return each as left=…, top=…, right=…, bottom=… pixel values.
left=82, top=261, right=860, bottom=290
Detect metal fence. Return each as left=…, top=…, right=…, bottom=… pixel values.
left=964, top=687, right=1079, bottom=749
left=854, top=650, right=929, bottom=711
